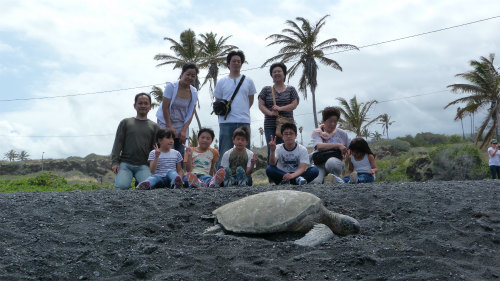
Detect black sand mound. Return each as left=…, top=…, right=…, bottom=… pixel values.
left=0, top=181, right=499, bottom=280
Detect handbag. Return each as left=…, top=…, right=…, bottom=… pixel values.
left=311, top=127, right=343, bottom=165
left=211, top=75, right=246, bottom=120
left=271, top=86, right=295, bottom=138
left=312, top=149, right=342, bottom=165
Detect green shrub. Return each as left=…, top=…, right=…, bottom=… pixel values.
left=0, top=172, right=113, bottom=193
left=371, top=139, right=411, bottom=159
left=27, top=172, right=67, bottom=186
left=429, top=144, right=489, bottom=180
left=376, top=154, right=410, bottom=182
left=397, top=132, right=467, bottom=147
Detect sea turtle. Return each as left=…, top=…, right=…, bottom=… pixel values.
left=204, top=190, right=360, bottom=246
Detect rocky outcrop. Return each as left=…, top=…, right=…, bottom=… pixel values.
left=406, top=156, right=433, bottom=181
left=0, top=157, right=111, bottom=178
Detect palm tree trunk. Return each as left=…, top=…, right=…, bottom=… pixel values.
left=470, top=116, right=473, bottom=139
left=311, top=88, right=319, bottom=128
left=460, top=118, right=465, bottom=140
left=194, top=111, right=201, bottom=130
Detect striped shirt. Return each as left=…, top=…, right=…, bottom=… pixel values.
left=258, top=85, right=299, bottom=130
left=147, top=149, right=183, bottom=177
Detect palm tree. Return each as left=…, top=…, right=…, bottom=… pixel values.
left=378, top=113, right=395, bottom=139
left=360, top=127, right=371, bottom=139
left=187, top=129, right=199, bottom=147
left=258, top=127, right=264, bottom=147
left=262, top=15, right=358, bottom=127
left=4, top=149, right=18, bottom=162
left=198, top=32, right=238, bottom=94
left=445, top=53, right=500, bottom=148
left=154, top=29, right=202, bottom=129
left=337, top=96, right=382, bottom=137
left=18, top=150, right=30, bottom=161
left=150, top=86, right=163, bottom=109
left=298, top=126, right=303, bottom=145
left=371, top=131, right=383, bottom=142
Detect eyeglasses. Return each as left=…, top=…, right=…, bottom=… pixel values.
left=282, top=133, right=295, bottom=136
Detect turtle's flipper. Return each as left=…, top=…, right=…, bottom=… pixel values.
left=203, top=224, right=223, bottom=235
left=294, top=224, right=334, bottom=247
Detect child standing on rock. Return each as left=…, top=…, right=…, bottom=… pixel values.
left=343, top=137, right=378, bottom=184
left=136, top=129, right=184, bottom=190
left=219, top=126, right=257, bottom=186
left=183, top=128, right=228, bottom=188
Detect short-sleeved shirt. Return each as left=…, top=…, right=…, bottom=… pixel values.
left=488, top=147, right=500, bottom=166
left=184, top=147, right=220, bottom=175
left=221, top=147, right=254, bottom=177
left=147, top=149, right=183, bottom=177
left=213, top=75, right=256, bottom=123
left=311, top=128, right=351, bottom=155
left=258, top=86, right=299, bottom=130
left=274, top=142, right=309, bottom=173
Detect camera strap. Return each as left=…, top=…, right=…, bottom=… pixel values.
left=223, top=75, right=246, bottom=120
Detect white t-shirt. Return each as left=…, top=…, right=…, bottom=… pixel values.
left=274, top=142, right=310, bottom=173
left=488, top=147, right=500, bottom=166
left=220, top=147, right=254, bottom=168
left=213, top=75, right=256, bottom=123
left=147, top=149, right=183, bottom=177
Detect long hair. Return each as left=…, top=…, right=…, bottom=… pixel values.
left=348, top=137, right=373, bottom=155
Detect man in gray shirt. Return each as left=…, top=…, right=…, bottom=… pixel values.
left=111, top=93, right=159, bottom=189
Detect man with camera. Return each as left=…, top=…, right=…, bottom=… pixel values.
left=213, top=50, right=256, bottom=168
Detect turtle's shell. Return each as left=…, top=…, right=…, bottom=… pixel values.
left=212, top=190, right=323, bottom=234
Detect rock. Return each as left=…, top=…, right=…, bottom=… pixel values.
left=406, top=156, right=433, bottom=181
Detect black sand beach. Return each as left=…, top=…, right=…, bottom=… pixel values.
left=0, top=180, right=499, bottom=280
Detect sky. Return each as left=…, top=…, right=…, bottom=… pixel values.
left=0, top=0, right=499, bottom=160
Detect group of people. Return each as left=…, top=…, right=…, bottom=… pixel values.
left=111, top=50, right=378, bottom=190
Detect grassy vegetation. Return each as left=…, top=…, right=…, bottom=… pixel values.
left=0, top=134, right=493, bottom=192
left=0, top=172, right=113, bottom=193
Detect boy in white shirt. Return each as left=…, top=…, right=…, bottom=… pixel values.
left=266, top=123, right=319, bottom=185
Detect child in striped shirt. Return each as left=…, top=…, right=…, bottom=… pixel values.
left=136, top=129, right=184, bottom=190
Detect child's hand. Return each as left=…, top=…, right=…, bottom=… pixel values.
left=370, top=169, right=376, bottom=174
left=154, top=143, right=161, bottom=157
left=282, top=173, right=294, bottom=181
left=268, top=135, right=277, bottom=151
left=250, top=154, right=257, bottom=166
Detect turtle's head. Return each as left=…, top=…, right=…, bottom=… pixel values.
left=337, top=215, right=360, bottom=235
left=322, top=207, right=360, bottom=236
